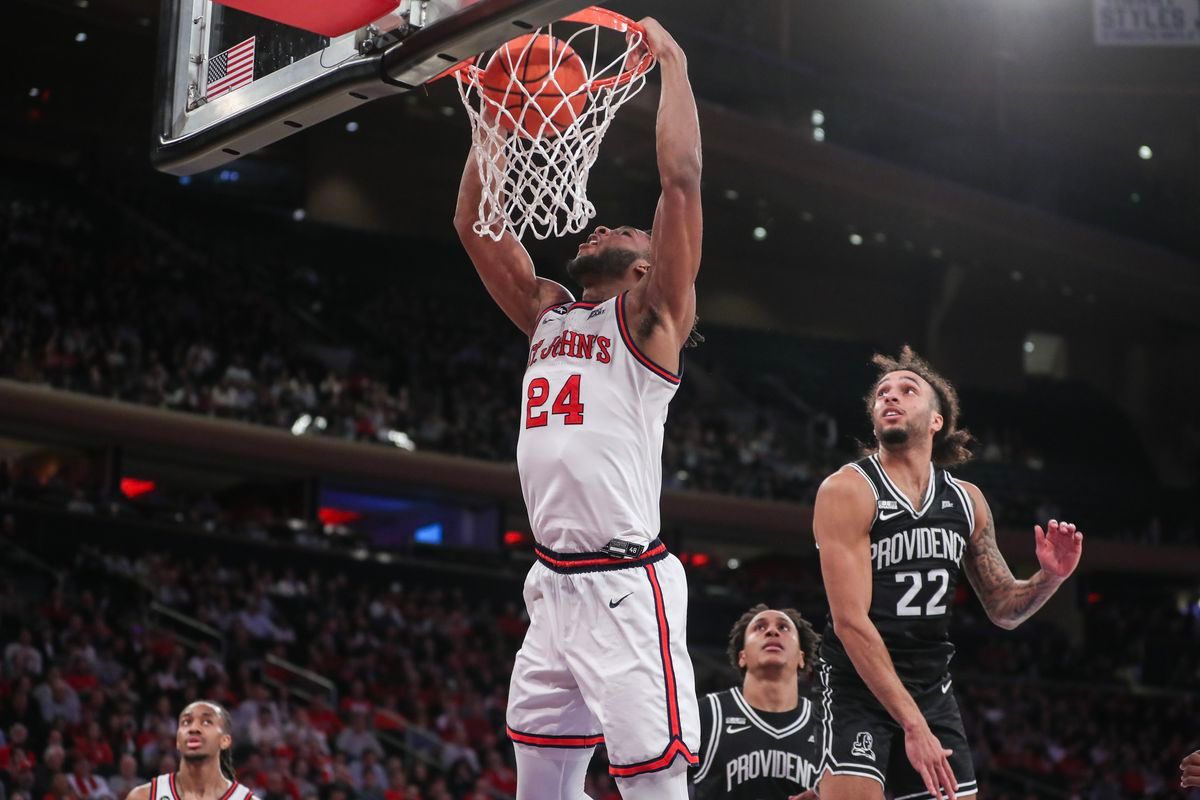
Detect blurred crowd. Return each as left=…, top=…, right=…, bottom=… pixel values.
left=0, top=192, right=845, bottom=506
left=2, top=187, right=1195, bottom=540
left=0, top=540, right=635, bottom=800
left=2, top=522, right=1197, bottom=800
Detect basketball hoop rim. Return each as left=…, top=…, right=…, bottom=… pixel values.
left=431, top=6, right=654, bottom=87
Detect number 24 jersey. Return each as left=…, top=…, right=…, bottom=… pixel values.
left=515, top=293, right=681, bottom=553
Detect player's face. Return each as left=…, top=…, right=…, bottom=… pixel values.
left=872, top=370, right=943, bottom=448
left=574, top=225, right=651, bottom=257
left=176, top=703, right=230, bottom=763
left=741, top=610, right=803, bottom=674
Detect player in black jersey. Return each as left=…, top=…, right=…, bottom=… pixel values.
left=814, top=347, right=1084, bottom=800
left=693, top=605, right=821, bottom=800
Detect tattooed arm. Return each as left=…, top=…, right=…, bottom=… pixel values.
left=959, top=482, right=1084, bottom=630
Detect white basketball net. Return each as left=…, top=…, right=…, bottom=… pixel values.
left=456, top=13, right=653, bottom=241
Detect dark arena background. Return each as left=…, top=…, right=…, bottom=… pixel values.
left=2, top=1, right=1199, bottom=798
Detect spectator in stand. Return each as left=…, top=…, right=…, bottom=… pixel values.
left=72, top=725, right=113, bottom=774
left=303, top=698, right=341, bottom=740
left=339, top=683, right=372, bottom=718
left=348, top=751, right=386, bottom=792
left=185, top=644, right=223, bottom=683
left=247, top=709, right=283, bottom=754
left=65, top=759, right=112, bottom=800
left=105, top=756, right=142, bottom=800
left=33, top=676, right=79, bottom=728
left=4, top=632, right=43, bottom=680
left=32, top=746, right=65, bottom=800
left=334, top=715, right=382, bottom=761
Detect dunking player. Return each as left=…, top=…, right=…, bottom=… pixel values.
left=453, top=17, right=702, bottom=800
left=814, top=347, right=1084, bottom=800
left=693, top=605, right=821, bottom=800
left=127, top=701, right=254, bottom=800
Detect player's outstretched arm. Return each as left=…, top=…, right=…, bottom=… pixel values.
left=814, top=469, right=957, bottom=800
left=959, top=483, right=1083, bottom=630
left=453, top=147, right=572, bottom=337
left=627, top=17, right=701, bottom=352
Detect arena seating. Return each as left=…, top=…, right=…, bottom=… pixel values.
left=1, top=508, right=1196, bottom=800
left=1, top=179, right=1190, bottom=542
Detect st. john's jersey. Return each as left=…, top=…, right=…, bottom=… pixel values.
left=149, top=774, right=253, bottom=800
left=820, top=454, right=977, bottom=689
left=692, top=687, right=819, bottom=799
left=515, top=292, right=680, bottom=552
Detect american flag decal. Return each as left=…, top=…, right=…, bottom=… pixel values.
left=205, top=36, right=255, bottom=100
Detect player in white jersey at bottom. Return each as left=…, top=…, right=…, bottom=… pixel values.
left=453, top=17, right=703, bottom=800
left=126, top=701, right=254, bottom=800
left=693, top=605, right=821, bottom=800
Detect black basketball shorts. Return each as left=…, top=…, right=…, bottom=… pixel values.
left=815, top=663, right=977, bottom=800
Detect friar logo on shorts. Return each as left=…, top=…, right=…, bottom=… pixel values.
left=851, top=732, right=876, bottom=761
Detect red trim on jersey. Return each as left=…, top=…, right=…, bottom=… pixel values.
left=218, top=780, right=240, bottom=800
left=150, top=777, right=157, bottom=800
left=506, top=726, right=605, bottom=748
left=534, top=541, right=667, bottom=571
left=615, top=292, right=681, bottom=385
left=168, top=773, right=181, bottom=800
left=609, top=739, right=698, bottom=777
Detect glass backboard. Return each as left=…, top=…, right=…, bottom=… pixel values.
left=152, top=0, right=591, bottom=175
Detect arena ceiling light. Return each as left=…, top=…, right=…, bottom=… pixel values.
left=1138, top=145, right=1153, bottom=160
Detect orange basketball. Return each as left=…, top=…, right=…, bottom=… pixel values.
left=479, top=34, right=588, bottom=137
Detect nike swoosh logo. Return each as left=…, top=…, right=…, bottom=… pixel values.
left=609, top=592, right=633, bottom=608
left=725, top=725, right=750, bottom=734
left=879, top=509, right=907, bottom=521
left=941, top=681, right=953, bottom=694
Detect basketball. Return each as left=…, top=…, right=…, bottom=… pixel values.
left=479, top=33, right=588, bottom=137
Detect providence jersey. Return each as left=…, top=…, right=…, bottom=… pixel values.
left=821, top=454, right=977, bottom=688
left=515, top=292, right=681, bottom=552
left=693, top=687, right=819, bottom=799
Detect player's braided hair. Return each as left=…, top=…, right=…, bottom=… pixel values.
left=863, top=345, right=975, bottom=468
left=726, top=604, right=820, bottom=680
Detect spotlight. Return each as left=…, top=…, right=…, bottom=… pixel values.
left=849, top=233, right=863, bottom=246
left=1023, top=341, right=1035, bottom=353
left=1138, top=145, right=1152, bottom=160
left=752, top=226, right=768, bottom=242
left=292, top=208, right=306, bottom=221
left=345, top=121, right=359, bottom=132
left=813, top=127, right=825, bottom=142
left=811, top=109, right=825, bottom=126
left=74, top=32, right=88, bottom=43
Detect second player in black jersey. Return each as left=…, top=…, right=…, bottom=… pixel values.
left=813, top=347, right=1084, bottom=800
left=693, top=605, right=821, bottom=800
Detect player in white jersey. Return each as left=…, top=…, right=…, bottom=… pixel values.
left=126, top=701, right=253, bottom=800
left=453, top=17, right=702, bottom=800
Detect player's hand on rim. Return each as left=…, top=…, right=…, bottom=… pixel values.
left=904, top=722, right=957, bottom=800
left=1033, top=519, right=1083, bottom=579
left=1181, top=749, right=1200, bottom=788
left=632, top=17, right=683, bottom=63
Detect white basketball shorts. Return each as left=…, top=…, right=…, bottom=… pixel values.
left=506, top=539, right=700, bottom=777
